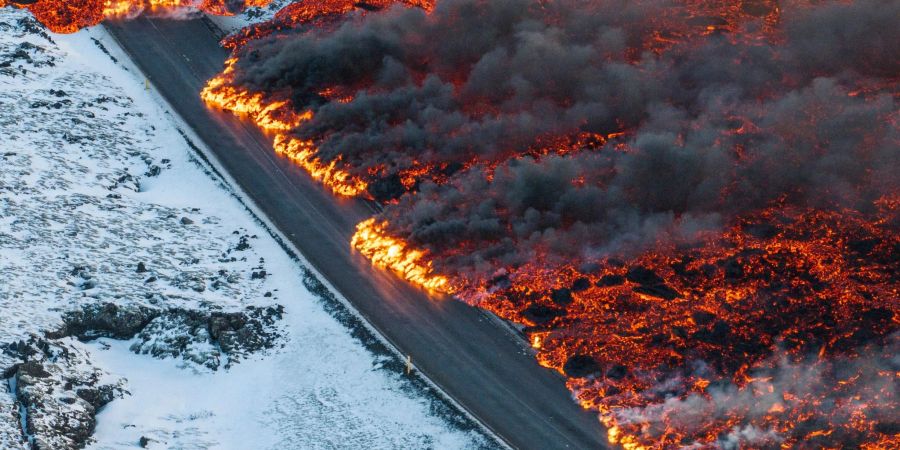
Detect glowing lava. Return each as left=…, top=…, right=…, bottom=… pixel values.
left=1, top=0, right=271, bottom=33
left=202, top=57, right=369, bottom=196
left=352, top=203, right=899, bottom=449
left=351, top=218, right=451, bottom=292
left=210, top=0, right=899, bottom=446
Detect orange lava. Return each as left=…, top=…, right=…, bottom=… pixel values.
left=195, top=0, right=899, bottom=447
left=201, top=0, right=433, bottom=197
left=352, top=218, right=451, bottom=292
left=1, top=0, right=271, bottom=33
left=352, top=201, right=899, bottom=448
left=201, top=57, right=369, bottom=196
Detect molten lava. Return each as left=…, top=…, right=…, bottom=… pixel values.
left=1, top=0, right=272, bottom=33
left=352, top=218, right=451, bottom=292
left=202, top=0, right=900, bottom=447
left=208, top=0, right=899, bottom=446
left=200, top=0, right=437, bottom=197
left=352, top=202, right=899, bottom=448
left=202, top=57, right=369, bottom=196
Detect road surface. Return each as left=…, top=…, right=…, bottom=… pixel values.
left=104, top=16, right=606, bottom=450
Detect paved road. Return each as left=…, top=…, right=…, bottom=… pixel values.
left=104, top=16, right=606, bottom=450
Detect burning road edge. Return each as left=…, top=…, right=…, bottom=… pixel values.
left=199, top=0, right=899, bottom=447
left=10, top=0, right=899, bottom=448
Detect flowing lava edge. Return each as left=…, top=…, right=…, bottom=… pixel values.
left=201, top=0, right=439, bottom=198
left=199, top=0, right=795, bottom=203
left=352, top=218, right=452, bottom=292
left=18, top=0, right=893, bottom=447
left=0, top=0, right=271, bottom=34
left=202, top=57, right=370, bottom=197
left=201, top=1, right=899, bottom=448
left=0, top=0, right=272, bottom=34
left=353, top=201, right=900, bottom=449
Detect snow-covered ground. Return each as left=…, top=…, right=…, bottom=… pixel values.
left=0, top=7, right=493, bottom=449
left=209, top=0, right=295, bottom=31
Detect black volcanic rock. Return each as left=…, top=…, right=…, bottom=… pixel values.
left=488, top=273, right=512, bottom=290
left=693, top=320, right=731, bottom=343
left=722, top=257, right=744, bottom=281
left=563, top=354, right=600, bottom=378
left=633, top=284, right=681, bottom=300
left=743, top=222, right=780, bottom=239
left=861, top=307, right=893, bottom=325
left=605, top=364, right=628, bottom=380
left=847, top=238, right=880, bottom=256
left=596, top=274, right=625, bottom=287
left=626, top=266, right=664, bottom=285
left=4, top=337, right=126, bottom=450
left=51, top=302, right=158, bottom=341
left=691, top=311, right=716, bottom=326
left=550, top=288, right=574, bottom=306
left=522, top=304, right=564, bottom=325
left=570, top=277, right=591, bottom=292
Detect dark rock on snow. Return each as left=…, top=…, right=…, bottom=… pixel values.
left=3, top=337, right=125, bottom=450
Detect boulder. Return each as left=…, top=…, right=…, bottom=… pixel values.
left=563, top=354, right=600, bottom=378
left=50, top=303, right=158, bottom=341
left=626, top=266, right=664, bottom=285
left=549, top=288, right=573, bottom=306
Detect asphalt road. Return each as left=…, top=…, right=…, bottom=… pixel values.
left=104, top=16, right=606, bottom=450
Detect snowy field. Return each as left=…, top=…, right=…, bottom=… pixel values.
left=209, top=0, right=295, bottom=31
left=0, top=7, right=493, bottom=449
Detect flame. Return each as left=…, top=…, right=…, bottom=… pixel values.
left=351, top=218, right=451, bottom=293
left=201, top=58, right=368, bottom=196
left=272, top=135, right=367, bottom=197
left=204, top=1, right=897, bottom=446
left=1, top=0, right=271, bottom=34
left=200, top=0, right=437, bottom=197
left=201, top=58, right=308, bottom=133
left=350, top=202, right=899, bottom=448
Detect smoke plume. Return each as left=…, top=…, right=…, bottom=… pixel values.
left=227, top=0, right=898, bottom=267
left=211, top=0, right=899, bottom=447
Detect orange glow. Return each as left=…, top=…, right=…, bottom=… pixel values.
left=272, top=135, right=367, bottom=197
left=351, top=218, right=451, bottom=293
left=0, top=0, right=271, bottom=34
left=353, top=202, right=899, bottom=448
left=201, top=58, right=368, bottom=196
left=200, top=0, right=430, bottom=196
left=205, top=2, right=897, bottom=445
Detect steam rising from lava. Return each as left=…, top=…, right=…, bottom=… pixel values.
left=204, top=0, right=898, bottom=447
left=0, top=0, right=272, bottom=33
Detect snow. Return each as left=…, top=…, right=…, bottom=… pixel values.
left=208, top=1, right=295, bottom=32
left=0, top=7, right=493, bottom=449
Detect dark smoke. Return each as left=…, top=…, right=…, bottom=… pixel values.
left=231, top=0, right=685, bottom=178
left=225, top=0, right=900, bottom=271
left=229, top=0, right=899, bottom=244
left=381, top=77, right=897, bottom=275
left=223, top=0, right=899, bottom=446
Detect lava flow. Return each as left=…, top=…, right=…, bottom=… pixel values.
left=1, top=0, right=271, bottom=33
left=359, top=199, right=899, bottom=449
left=352, top=218, right=451, bottom=291
left=208, top=0, right=899, bottom=447
left=201, top=56, right=369, bottom=196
